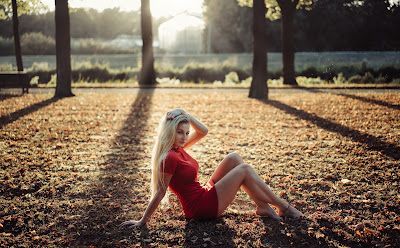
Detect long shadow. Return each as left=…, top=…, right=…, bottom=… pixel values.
left=0, top=97, right=61, bottom=129
left=68, top=87, right=156, bottom=246
left=0, top=93, right=23, bottom=102
left=259, top=218, right=330, bottom=247
left=336, top=93, right=400, bottom=110
left=297, top=86, right=324, bottom=94
left=262, top=99, right=400, bottom=160
left=183, top=218, right=236, bottom=247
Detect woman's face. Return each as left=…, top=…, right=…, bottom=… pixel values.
left=173, top=122, right=190, bottom=148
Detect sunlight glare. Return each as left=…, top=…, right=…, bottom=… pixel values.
left=150, top=0, right=203, bottom=17
left=40, top=0, right=204, bottom=17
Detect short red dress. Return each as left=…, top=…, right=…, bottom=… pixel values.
left=161, top=147, right=219, bottom=219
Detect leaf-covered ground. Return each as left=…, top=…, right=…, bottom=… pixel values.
left=1, top=89, right=399, bottom=247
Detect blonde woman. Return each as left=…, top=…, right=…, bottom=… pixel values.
left=120, top=109, right=302, bottom=227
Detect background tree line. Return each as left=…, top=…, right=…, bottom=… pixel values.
left=0, top=7, right=167, bottom=40
left=1, top=0, right=399, bottom=55
left=205, top=0, right=400, bottom=52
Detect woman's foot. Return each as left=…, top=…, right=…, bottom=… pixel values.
left=256, top=205, right=283, bottom=221
left=278, top=204, right=303, bottom=219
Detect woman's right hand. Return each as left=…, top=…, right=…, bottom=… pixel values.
left=118, top=219, right=145, bottom=228
left=166, top=109, right=186, bottom=120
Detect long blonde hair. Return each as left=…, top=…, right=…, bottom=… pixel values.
left=151, top=114, right=190, bottom=199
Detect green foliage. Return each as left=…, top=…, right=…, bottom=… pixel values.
left=71, top=39, right=134, bottom=54
left=47, top=74, right=57, bottom=85
left=377, top=66, right=400, bottom=82
left=267, top=77, right=283, bottom=85
left=174, top=62, right=251, bottom=83
left=225, top=71, right=240, bottom=84
left=0, top=62, right=14, bottom=71
left=20, top=32, right=55, bottom=55
left=296, top=76, right=325, bottom=85
left=0, top=0, right=47, bottom=20
left=348, top=72, right=375, bottom=84
left=236, top=0, right=312, bottom=20
left=5, top=58, right=400, bottom=85
left=204, top=0, right=252, bottom=53
left=29, top=75, right=39, bottom=87
left=1, top=7, right=142, bottom=39
left=208, top=0, right=400, bottom=52
left=333, top=73, right=346, bottom=85
left=0, top=36, right=14, bottom=55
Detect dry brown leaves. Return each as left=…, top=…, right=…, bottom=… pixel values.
left=0, top=90, right=399, bottom=247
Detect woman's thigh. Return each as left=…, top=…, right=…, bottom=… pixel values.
left=214, top=164, right=250, bottom=216
left=211, top=152, right=244, bottom=183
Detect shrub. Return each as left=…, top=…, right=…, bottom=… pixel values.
left=240, top=77, right=252, bottom=87
left=390, top=78, right=400, bottom=84
left=8, top=57, right=400, bottom=85
left=348, top=72, right=375, bottom=84
left=156, top=77, right=180, bottom=85
left=224, top=71, right=240, bottom=84
left=377, top=66, right=400, bottom=82
left=296, top=76, right=325, bottom=85
left=71, top=38, right=135, bottom=54
left=0, top=62, right=15, bottom=71
left=0, top=37, right=14, bottom=56
left=72, top=67, right=127, bottom=82
left=21, top=32, right=55, bottom=55
left=348, top=75, right=363, bottom=84
left=47, top=74, right=57, bottom=85
left=29, top=76, right=39, bottom=87
left=27, top=70, right=56, bottom=84
left=333, top=73, right=346, bottom=84
left=301, top=66, right=319, bottom=78
left=268, top=77, right=283, bottom=85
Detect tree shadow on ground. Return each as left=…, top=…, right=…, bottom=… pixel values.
left=261, top=99, right=400, bottom=160
left=259, top=217, right=330, bottom=247
left=0, top=93, right=23, bottom=102
left=0, top=97, right=61, bottom=129
left=336, top=92, right=400, bottom=110
left=183, top=217, right=236, bottom=247
left=296, top=87, right=324, bottom=94
left=64, top=88, right=155, bottom=247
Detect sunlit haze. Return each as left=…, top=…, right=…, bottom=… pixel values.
left=41, top=0, right=204, bottom=17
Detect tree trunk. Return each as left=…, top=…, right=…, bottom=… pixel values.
left=277, top=0, right=298, bottom=85
left=11, top=0, right=23, bottom=71
left=55, top=0, right=74, bottom=97
left=249, top=0, right=268, bottom=99
left=139, top=0, right=156, bottom=85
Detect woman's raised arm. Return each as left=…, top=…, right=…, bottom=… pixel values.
left=184, top=112, right=208, bottom=149
left=166, top=108, right=208, bottom=149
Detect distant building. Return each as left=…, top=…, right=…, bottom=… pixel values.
left=158, top=12, right=205, bottom=54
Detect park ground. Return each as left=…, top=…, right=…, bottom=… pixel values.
left=0, top=88, right=399, bottom=247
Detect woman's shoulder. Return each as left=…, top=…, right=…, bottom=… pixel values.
left=166, top=148, right=180, bottom=160
left=162, top=148, right=181, bottom=171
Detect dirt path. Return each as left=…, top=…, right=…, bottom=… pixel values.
left=2, top=86, right=400, bottom=95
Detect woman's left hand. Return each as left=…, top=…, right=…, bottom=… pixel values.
left=166, top=109, right=186, bottom=120
left=118, top=219, right=145, bottom=228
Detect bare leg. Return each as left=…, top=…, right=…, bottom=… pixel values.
left=214, top=163, right=302, bottom=219
left=210, top=152, right=244, bottom=183
left=209, top=154, right=278, bottom=219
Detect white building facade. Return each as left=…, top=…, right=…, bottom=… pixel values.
left=158, top=12, right=205, bottom=53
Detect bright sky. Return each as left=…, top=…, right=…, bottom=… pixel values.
left=41, top=0, right=204, bottom=18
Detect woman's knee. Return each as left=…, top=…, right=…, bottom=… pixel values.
left=236, top=163, right=252, bottom=173
left=225, top=152, right=244, bottom=165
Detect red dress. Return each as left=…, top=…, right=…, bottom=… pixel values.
left=161, top=147, right=219, bottom=219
